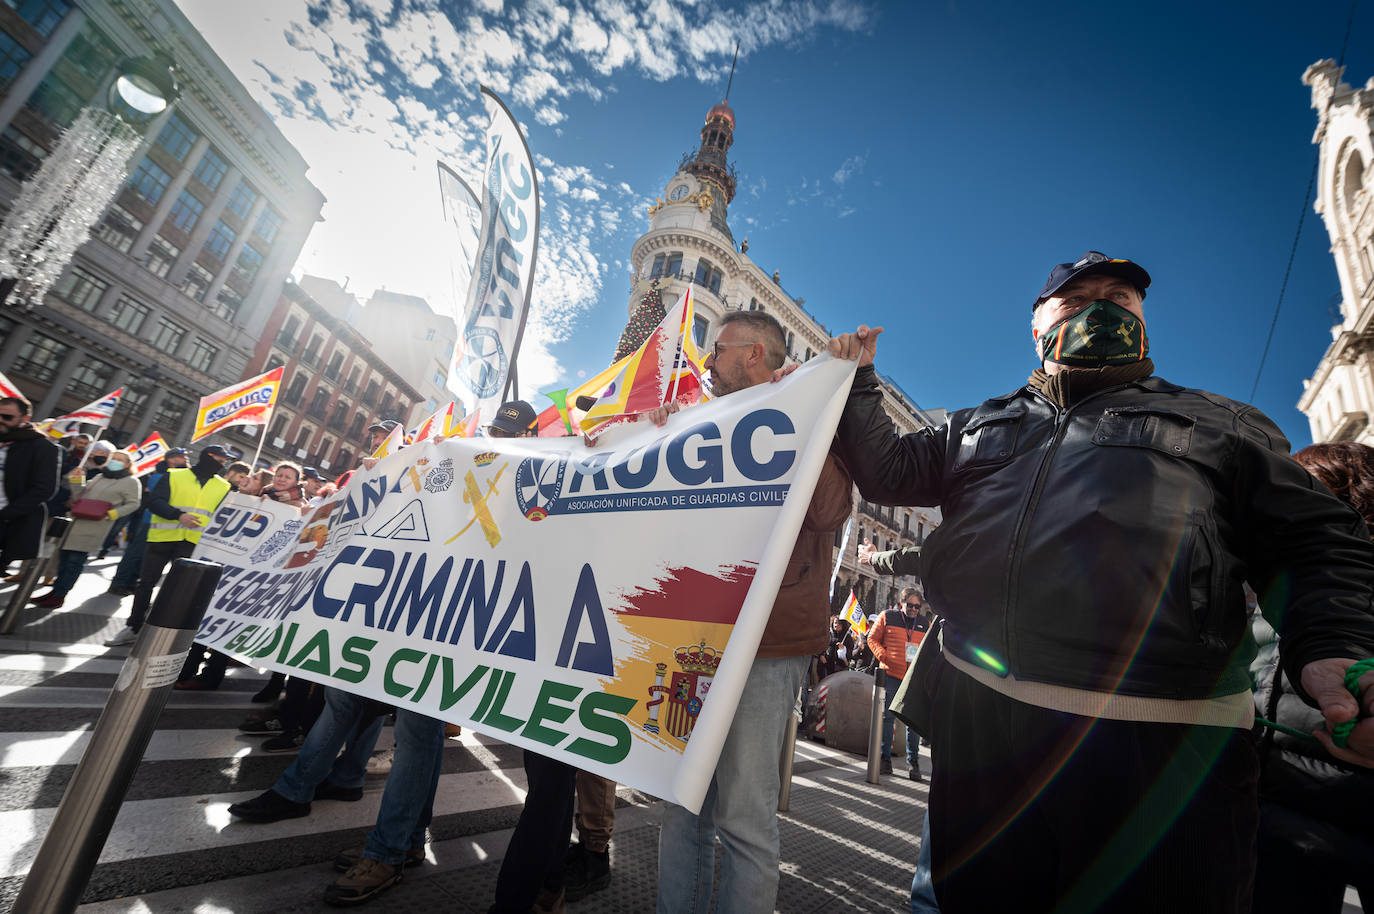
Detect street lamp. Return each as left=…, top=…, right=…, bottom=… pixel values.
left=0, top=53, right=179, bottom=307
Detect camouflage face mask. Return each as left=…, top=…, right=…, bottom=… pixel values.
left=1039, top=299, right=1149, bottom=367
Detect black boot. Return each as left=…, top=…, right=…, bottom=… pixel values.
left=562, top=842, right=611, bottom=901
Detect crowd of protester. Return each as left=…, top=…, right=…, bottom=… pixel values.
left=2, top=248, right=1374, bottom=913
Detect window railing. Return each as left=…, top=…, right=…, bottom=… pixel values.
left=300, top=350, right=320, bottom=369
left=274, top=332, right=298, bottom=353
left=324, top=365, right=340, bottom=381
left=306, top=402, right=328, bottom=419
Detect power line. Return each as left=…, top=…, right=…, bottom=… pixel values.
left=1249, top=0, right=1359, bottom=402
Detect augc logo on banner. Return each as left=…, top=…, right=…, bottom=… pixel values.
left=514, top=408, right=797, bottom=521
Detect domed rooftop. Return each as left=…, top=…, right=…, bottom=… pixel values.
left=706, top=102, right=735, bottom=127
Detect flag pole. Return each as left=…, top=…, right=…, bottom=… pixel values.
left=248, top=404, right=273, bottom=469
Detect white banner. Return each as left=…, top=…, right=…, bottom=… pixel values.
left=450, top=86, right=540, bottom=424
left=190, top=357, right=855, bottom=812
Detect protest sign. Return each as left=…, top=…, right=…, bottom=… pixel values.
left=190, top=356, right=855, bottom=812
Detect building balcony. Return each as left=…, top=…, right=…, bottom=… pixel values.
left=274, top=332, right=298, bottom=353
left=300, top=351, right=321, bottom=369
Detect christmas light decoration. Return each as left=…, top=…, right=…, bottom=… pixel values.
left=0, top=108, right=140, bottom=308
left=613, top=278, right=667, bottom=362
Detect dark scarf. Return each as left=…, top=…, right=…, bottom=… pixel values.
left=0, top=423, right=44, bottom=444
left=1028, top=358, right=1156, bottom=408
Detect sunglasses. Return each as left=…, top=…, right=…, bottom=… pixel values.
left=710, top=340, right=753, bottom=359
left=904, top=601, right=921, bottom=608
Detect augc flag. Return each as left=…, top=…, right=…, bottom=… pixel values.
left=40, top=388, right=123, bottom=437
left=840, top=590, right=868, bottom=637
left=193, top=367, right=284, bottom=442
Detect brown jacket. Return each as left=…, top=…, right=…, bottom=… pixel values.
left=758, top=449, right=854, bottom=658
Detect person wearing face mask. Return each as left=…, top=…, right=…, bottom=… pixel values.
left=30, top=448, right=142, bottom=609
left=105, top=444, right=237, bottom=647
left=825, top=251, right=1374, bottom=914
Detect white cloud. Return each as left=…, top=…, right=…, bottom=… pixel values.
left=173, top=0, right=874, bottom=387
left=833, top=152, right=867, bottom=184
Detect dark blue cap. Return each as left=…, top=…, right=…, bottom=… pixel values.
left=1034, top=251, right=1151, bottom=310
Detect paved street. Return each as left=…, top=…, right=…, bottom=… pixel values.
left=0, top=550, right=933, bottom=913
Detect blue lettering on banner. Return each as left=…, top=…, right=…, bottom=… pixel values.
left=205, top=388, right=274, bottom=424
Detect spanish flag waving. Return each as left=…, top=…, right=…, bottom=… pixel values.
left=840, top=590, right=868, bottom=637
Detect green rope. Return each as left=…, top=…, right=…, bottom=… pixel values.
left=1255, top=658, right=1374, bottom=748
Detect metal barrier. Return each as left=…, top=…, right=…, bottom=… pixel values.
left=13, top=558, right=222, bottom=914
left=866, top=666, right=884, bottom=784
left=0, top=515, right=73, bottom=635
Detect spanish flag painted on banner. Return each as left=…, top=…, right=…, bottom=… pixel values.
left=192, top=367, right=284, bottom=442
left=840, top=590, right=868, bottom=637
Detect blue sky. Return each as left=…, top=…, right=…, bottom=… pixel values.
left=177, top=0, right=1374, bottom=446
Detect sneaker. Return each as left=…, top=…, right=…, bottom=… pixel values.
left=333, top=844, right=425, bottom=873
left=880, top=756, right=893, bottom=775
left=227, top=788, right=310, bottom=823
left=238, top=716, right=285, bottom=735
left=324, top=858, right=402, bottom=906
left=314, top=782, right=365, bottom=802
left=104, top=626, right=138, bottom=647
left=562, top=842, right=611, bottom=902
left=263, top=731, right=305, bottom=753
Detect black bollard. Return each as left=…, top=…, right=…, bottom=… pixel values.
left=13, top=558, right=222, bottom=914
left=0, top=515, right=73, bottom=635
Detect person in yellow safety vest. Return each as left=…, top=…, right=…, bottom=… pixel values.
left=104, top=444, right=237, bottom=647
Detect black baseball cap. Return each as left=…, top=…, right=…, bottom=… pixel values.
left=201, top=444, right=242, bottom=461
left=303, top=466, right=324, bottom=481
left=1034, top=251, right=1151, bottom=310
left=166, top=447, right=188, bottom=457
left=367, top=419, right=401, bottom=434
left=488, top=400, right=538, bottom=435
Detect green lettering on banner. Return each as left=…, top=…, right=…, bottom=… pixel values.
left=439, top=660, right=489, bottom=712
left=249, top=624, right=284, bottom=659
left=521, top=679, right=581, bottom=747
left=275, top=622, right=299, bottom=663
left=409, top=653, right=441, bottom=703
left=472, top=666, right=504, bottom=721
left=567, top=692, right=637, bottom=764
left=385, top=648, right=425, bottom=698
left=335, top=637, right=376, bottom=684
left=482, top=670, right=525, bottom=733
left=288, top=630, right=332, bottom=675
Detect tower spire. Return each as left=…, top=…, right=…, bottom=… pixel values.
left=724, top=41, right=739, bottom=102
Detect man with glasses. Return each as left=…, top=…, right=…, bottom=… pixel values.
left=0, top=395, right=59, bottom=575
left=867, top=585, right=929, bottom=781
left=653, top=310, right=853, bottom=914
left=826, top=251, right=1374, bottom=913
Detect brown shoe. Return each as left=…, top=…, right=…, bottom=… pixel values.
left=333, top=844, right=425, bottom=873
left=444, top=723, right=462, bottom=738
left=324, top=858, right=402, bottom=906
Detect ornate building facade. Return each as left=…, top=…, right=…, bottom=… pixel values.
left=627, top=95, right=946, bottom=612
left=0, top=0, right=323, bottom=446
left=1298, top=60, right=1374, bottom=444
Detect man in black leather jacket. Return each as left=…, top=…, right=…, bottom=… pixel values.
left=826, top=251, right=1374, bottom=914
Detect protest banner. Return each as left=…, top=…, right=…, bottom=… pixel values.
left=192, top=367, right=284, bottom=442
left=189, top=356, right=855, bottom=812
left=126, top=432, right=169, bottom=477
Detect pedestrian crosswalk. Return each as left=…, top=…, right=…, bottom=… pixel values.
left=0, top=560, right=883, bottom=911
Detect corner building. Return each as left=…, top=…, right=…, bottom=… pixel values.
left=0, top=0, right=323, bottom=445
left=1299, top=60, right=1374, bottom=444
left=629, top=96, right=946, bottom=611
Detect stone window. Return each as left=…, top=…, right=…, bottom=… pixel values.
left=51, top=265, right=107, bottom=311
left=155, top=112, right=197, bottom=162
left=107, top=294, right=150, bottom=336
left=128, top=157, right=171, bottom=205
left=149, top=316, right=185, bottom=354
left=192, top=147, right=227, bottom=191
left=11, top=332, right=69, bottom=381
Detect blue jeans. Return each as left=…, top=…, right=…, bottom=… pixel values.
left=911, top=811, right=939, bottom=913
left=274, top=687, right=386, bottom=803
left=51, top=549, right=87, bottom=597
left=363, top=708, right=445, bottom=864
left=657, top=654, right=809, bottom=914
left=883, top=671, right=918, bottom=766
left=110, top=520, right=147, bottom=588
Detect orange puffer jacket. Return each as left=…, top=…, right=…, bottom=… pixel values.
left=867, top=608, right=928, bottom=680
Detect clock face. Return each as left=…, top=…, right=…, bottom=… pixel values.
left=668, top=183, right=689, bottom=201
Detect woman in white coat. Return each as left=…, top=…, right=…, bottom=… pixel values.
left=31, top=448, right=143, bottom=609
